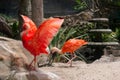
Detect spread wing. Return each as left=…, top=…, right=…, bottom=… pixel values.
left=31, top=18, right=64, bottom=55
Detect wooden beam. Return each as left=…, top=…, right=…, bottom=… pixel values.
left=88, top=29, right=112, bottom=33
left=87, top=42, right=119, bottom=46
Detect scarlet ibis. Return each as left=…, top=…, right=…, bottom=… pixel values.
left=50, top=38, right=87, bottom=66
left=20, top=15, right=64, bottom=70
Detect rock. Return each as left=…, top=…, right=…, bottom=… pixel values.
left=0, top=36, right=49, bottom=66
left=0, top=36, right=31, bottom=63
left=55, top=10, right=93, bottom=27
left=27, top=69, right=61, bottom=80
left=0, top=16, right=13, bottom=37
left=6, top=69, right=61, bottom=80
left=0, top=36, right=59, bottom=80
left=93, top=55, right=115, bottom=63
left=104, top=46, right=120, bottom=57
left=0, top=36, right=29, bottom=79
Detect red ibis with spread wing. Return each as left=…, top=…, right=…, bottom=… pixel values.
left=21, top=15, right=64, bottom=69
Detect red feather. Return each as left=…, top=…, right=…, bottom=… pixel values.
left=50, top=38, right=88, bottom=67
left=21, top=15, right=64, bottom=58
left=31, top=18, right=64, bottom=56
left=21, top=15, right=64, bottom=69
left=61, top=38, right=87, bottom=53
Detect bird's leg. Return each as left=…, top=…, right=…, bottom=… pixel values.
left=33, top=56, right=37, bottom=68
left=27, top=56, right=37, bottom=71
left=71, top=54, right=77, bottom=61
left=27, top=59, right=34, bottom=71
left=29, top=59, right=34, bottom=67
left=61, top=54, right=71, bottom=61
left=67, top=53, right=77, bottom=67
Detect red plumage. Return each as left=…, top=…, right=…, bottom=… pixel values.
left=50, top=38, right=88, bottom=67
left=21, top=15, right=64, bottom=67
left=61, top=38, right=88, bottom=53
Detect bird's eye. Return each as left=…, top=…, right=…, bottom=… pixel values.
left=22, top=24, right=25, bottom=30
left=22, top=26, right=26, bottom=30
left=23, top=26, right=27, bottom=30
left=22, top=24, right=29, bottom=30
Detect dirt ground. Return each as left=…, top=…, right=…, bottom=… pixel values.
left=41, top=55, right=120, bottom=80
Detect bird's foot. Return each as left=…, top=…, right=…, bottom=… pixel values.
left=26, top=64, right=37, bottom=71
left=67, top=60, right=72, bottom=67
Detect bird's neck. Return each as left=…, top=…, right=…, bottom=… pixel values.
left=21, top=29, right=36, bottom=45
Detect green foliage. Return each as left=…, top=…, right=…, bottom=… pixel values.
left=89, top=31, right=117, bottom=42
left=115, top=28, right=120, bottom=42
left=75, top=50, right=88, bottom=63
left=74, top=0, right=87, bottom=11
left=103, top=0, right=120, bottom=6
left=49, top=27, right=77, bottom=49
left=50, top=24, right=91, bottom=49
left=0, top=14, right=13, bottom=20
left=10, top=21, right=20, bottom=39
left=102, top=33, right=118, bottom=42
left=0, top=14, right=20, bottom=39
left=89, top=30, right=118, bottom=42
left=111, top=0, right=120, bottom=6
left=99, top=28, right=120, bottom=42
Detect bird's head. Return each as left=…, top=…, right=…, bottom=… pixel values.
left=20, top=15, right=37, bottom=42
left=22, top=23, right=30, bottom=31
left=50, top=47, right=62, bottom=54
left=21, top=15, right=37, bottom=31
